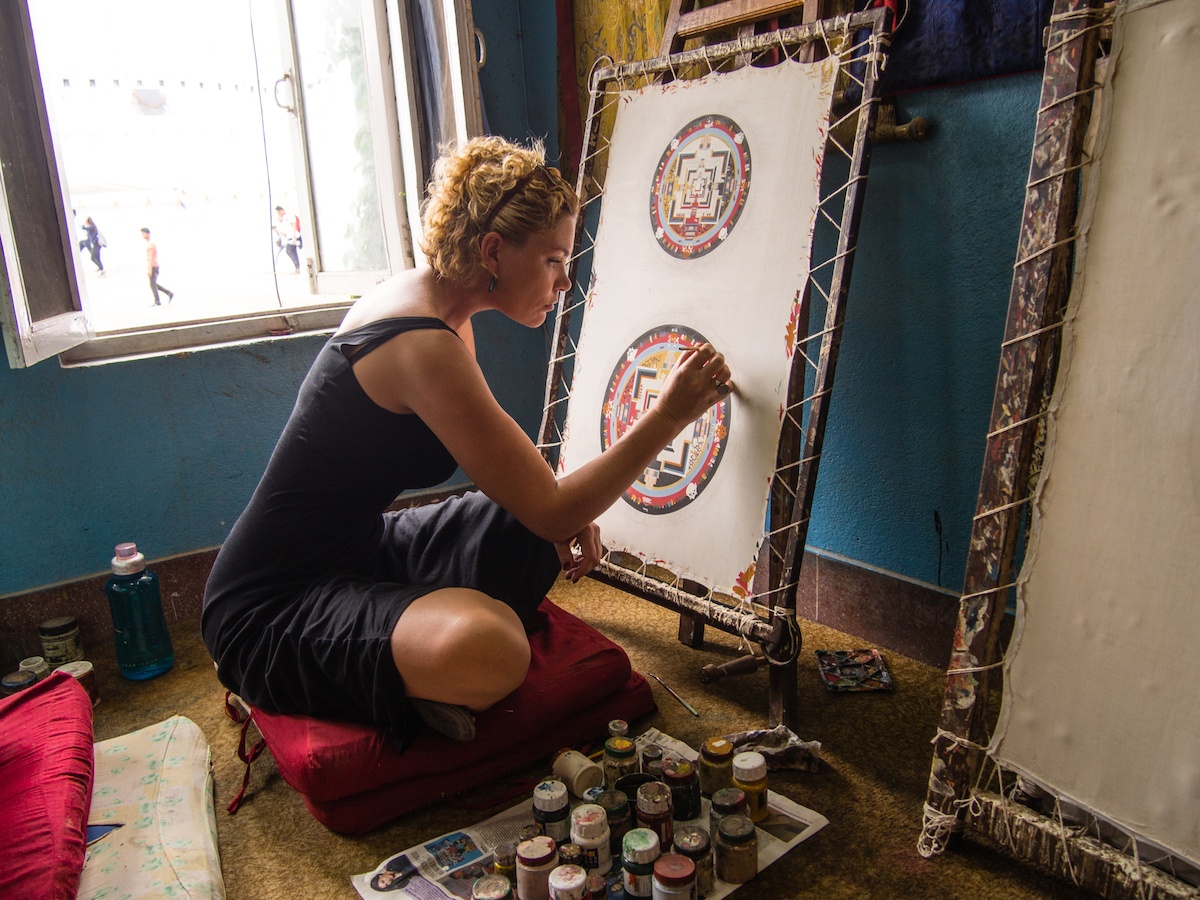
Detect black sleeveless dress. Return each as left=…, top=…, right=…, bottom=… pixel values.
left=202, top=317, right=559, bottom=748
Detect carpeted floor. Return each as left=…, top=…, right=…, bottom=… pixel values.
left=90, top=575, right=1088, bottom=899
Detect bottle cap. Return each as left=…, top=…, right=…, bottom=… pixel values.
left=701, top=737, right=734, bottom=762
left=1, top=670, right=37, bottom=695
left=493, top=842, right=516, bottom=866
left=718, top=814, right=756, bottom=845
left=585, top=873, right=607, bottom=897
left=641, top=743, right=663, bottom=762
left=534, top=779, right=569, bottom=812
left=661, top=758, right=696, bottom=784
left=472, top=872, right=513, bottom=900
left=636, top=781, right=672, bottom=815
left=39, top=615, right=78, bottom=637
left=557, top=843, right=582, bottom=865
left=653, top=854, right=695, bottom=887
left=732, top=751, right=767, bottom=783
left=604, top=736, right=636, bottom=759
left=547, top=864, right=588, bottom=899
left=608, top=718, right=629, bottom=737
left=622, top=827, right=660, bottom=864
left=710, top=787, right=747, bottom=815
left=596, top=789, right=629, bottom=819
left=672, top=824, right=710, bottom=857
left=111, top=542, right=147, bottom=575
left=570, top=804, right=609, bottom=840
left=517, top=835, right=558, bottom=867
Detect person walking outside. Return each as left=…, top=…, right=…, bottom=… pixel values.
left=273, top=205, right=303, bottom=274
left=141, top=227, right=175, bottom=305
left=84, top=217, right=105, bottom=275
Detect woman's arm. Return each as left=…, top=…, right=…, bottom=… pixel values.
left=353, top=327, right=730, bottom=543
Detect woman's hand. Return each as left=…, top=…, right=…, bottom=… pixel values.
left=655, top=342, right=733, bottom=428
left=555, top=521, right=602, bottom=583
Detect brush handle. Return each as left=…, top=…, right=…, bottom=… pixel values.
left=699, top=653, right=764, bottom=684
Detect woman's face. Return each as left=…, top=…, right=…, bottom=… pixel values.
left=495, top=214, right=576, bottom=328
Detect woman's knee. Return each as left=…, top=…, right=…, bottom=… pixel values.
left=391, top=590, right=531, bottom=708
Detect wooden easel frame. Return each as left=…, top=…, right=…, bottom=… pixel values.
left=917, top=1, right=1197, bottom=895
left=537, top=9, right=890, bottom=729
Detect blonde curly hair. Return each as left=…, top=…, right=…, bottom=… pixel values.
left=420, top=136, right=579, bottom=284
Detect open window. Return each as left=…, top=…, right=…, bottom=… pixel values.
left=0, top=0, right=482, bottom=368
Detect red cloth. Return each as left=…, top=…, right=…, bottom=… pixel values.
left=250, top=599, right=655, bottom=833
left=0, top=670, right=95, bottom=899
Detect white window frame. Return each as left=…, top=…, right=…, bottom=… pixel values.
left=0, top=0, right=482, bottom=368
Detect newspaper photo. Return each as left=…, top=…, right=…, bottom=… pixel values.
left=353, top=729, right=827, bottom=899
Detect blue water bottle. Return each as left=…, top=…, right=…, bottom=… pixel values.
left=105, top=542, right=174, bottom=680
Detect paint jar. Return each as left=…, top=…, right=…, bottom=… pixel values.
left=672, top=825, right=713, bottom=898
left=59, top=660, right=100, bottom=706
left=586, top=873, right=608, bottom=899
left=615, top=774, right=656, bottom=818
left=553, top=748, right=605, bottom=798
left=547, top=863, right=589, bottom=900
left=604, top=737, right=639, bottom=789
left=731, top=752, right=768, bottom=823
left=709, top=787, right=747, bottom=840
left=662, top=757, right=702, bottom=821
left=621, top=828, right=660, bottom=899
left=534, top=779, right=572, bottom=844
left=105, top=543, right=174, bottom=680
left=596, top=789, right=632, bottom=856
left=651, top=853, right=695, bottom=900
left=697, top=737, right=735, bottom=796
left=640, top=743, right=664, bottom=778
left=18, top=656, right=50, bottom=682
left=635, top=781, right=674, bottom=850
left=39, top=615, right=84, bottom=667
left=608, top=719, right=629, bottom=737
left=571, top=803, right=613, bottom=875
left=1, top=670, right=37, bottom=696
left=558, top=843, right=583, bottom=869
left=714, top=814, right=758, bottom=884
left=516, top=835, right=558, bottom=900
left=472, top=872, right=513, bottom=900
left=493, top=842, right=517, bottom=884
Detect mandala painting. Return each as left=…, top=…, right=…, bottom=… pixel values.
left=650, top=114, right=751, bottom=259
left=601, top=325, right=731, bottom=513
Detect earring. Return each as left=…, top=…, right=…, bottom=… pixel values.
left=488, top=275, right=497, bottom=293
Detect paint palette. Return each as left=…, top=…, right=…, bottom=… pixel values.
left=815, top=649, right=894, bottom=692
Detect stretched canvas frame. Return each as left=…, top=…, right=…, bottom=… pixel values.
left=538, top=9, right=890, bottom=728
left=920, top=0, right=1200, bottom=895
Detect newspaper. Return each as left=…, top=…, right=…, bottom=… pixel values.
left=353, top=728, right=827, bottom=899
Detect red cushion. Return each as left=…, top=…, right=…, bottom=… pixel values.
left=251, top=599, right=655, bottom=833
left=0, top=670, right=95, bottom=900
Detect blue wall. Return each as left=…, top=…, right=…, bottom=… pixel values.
left=0, top=4, right=1040, bottom=603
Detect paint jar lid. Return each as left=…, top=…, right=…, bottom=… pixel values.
left=622, top=827, right=660, bottom=864
left=1, top=670, right=37, bottom=694
left=701, top=737, right=734, bottom=762
left=641, top=743, right=663, bottom=762
left=534, top=779, right=569, bottom=812
left=112, top=542, right=147, bottom=575
left=718, top=814, right=756, bottom=845
left=636, top=781, right=673, bottom=815
left=39, top=615, right=79, bottom=636
left=547, top=864, right=588, bottom=900
left=19, top=656, right=49, bottom=675
left=662, top=758, right=696, bottom=784
left=517, top=835, right=557, bottom=868
left=608, top=718, right=629, bottom=737
left=732, top=751, right=767, bottom=783
left=558, top=843, right=582, bottom=866
left=472, top=872, right=513, bottom=900
left=710, top=787, right=747, bottom=815
left=672, top=824, right=710, bottom=858
left=59, top=660, right=94, bottom=679
left=653, top=854, right=696, bottom=887
left=493, top=843, right=516, bottom=867
left=585, top=874, right=607, bottom=897
left=604, top=736, right=636, bottom=759
left=596, top=789, right=629, bottom=820
left=570, top=804, right=608, bottom=840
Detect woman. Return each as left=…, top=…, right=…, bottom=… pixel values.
left=202, top=136, right=732, bottom=749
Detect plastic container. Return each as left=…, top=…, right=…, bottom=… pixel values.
left=1, top=670, right=37, bottom=695
left=534, top=779, right=572, bottom=844
left=547, top=863, right=589, bottom=900
left=651, top=853, right=695, bottom=900
left=604, top=736, right=639, bottom=789
left=18, top=656, right=50, bottom=682
left=516, top=835, right=559, bottom=900
left=672, top=825, right=713, bottom=897
left=661, top=757, right=702, bottom=821
left=621, top=828, right=660, bottom=899
left=635, top=781, right=674, bottom=851
left=493, top=842, right=517, bottom=884
left=553, top=748, right=605, bottom=798
left=570, top=803, right=613, bottom=874
left=640, top=743, right=664, bottom=778
left=709, top=787, right=748, bottom=839
left=596, top=789, right=632, bottom=856
left=39, top=616, right=84, bottom=667
left=731, top=752, right=768, bottom=823
left=715, top=814, right=758, bottom=884
left=697, top=737, right=735, bottom=795
left=104, top=542, right=174, bottom=680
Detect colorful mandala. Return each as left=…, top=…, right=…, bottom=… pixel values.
left=650, top=115, right=751, bottom=259
left=601, top=325, right=731, bottom=514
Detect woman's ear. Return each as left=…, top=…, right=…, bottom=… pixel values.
left=479, top=231, right=502, bottom=277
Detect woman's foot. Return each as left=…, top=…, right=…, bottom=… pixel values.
left=410, top=698, right=476, bottom=742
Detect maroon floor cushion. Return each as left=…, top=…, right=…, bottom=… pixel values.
left=248, top=598, right=655, bottom=834
left=0, top=670, right=95, bottom=900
